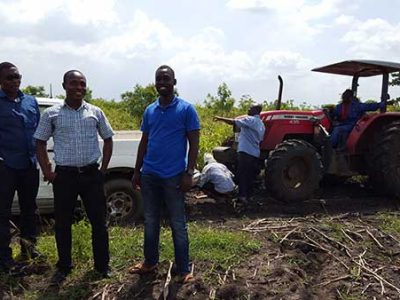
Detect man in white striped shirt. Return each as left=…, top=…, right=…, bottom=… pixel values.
left=34, top=70, right=114, bottom=283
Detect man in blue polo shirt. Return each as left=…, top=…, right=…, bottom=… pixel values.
left=0, top=62, right=41, bottom=272
left=129, top=65, right=200, bottom=284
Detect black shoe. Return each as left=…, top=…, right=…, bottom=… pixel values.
left=0, top=258, right=15, bottom=273
left=96, top=268, right=113, bottom=278
left=20, top=248, right=41, bottom=261
left=232, top=197, right=248, bottom=214
left=50, top=269, right=70, bottom=286
left=0, top=260, right=26, bottom=277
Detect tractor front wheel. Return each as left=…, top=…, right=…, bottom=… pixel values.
left=369, top=120, right=400, bottom=198
left=265, top=140, right=323, bottom=201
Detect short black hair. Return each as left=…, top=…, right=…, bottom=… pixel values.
left=342, top=89, right=354, bottom=100
left=0, top=62, right=16, bottom=76
left=252, top=104, right=263, bottom=114
left=156, top=65, right=175, bottom=78
left=63, top=70, right=85, bottom=83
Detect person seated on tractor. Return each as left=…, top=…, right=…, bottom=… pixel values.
left=197, top=153, right=237, bottom=200
left=330, top=89, right=394, bottom=148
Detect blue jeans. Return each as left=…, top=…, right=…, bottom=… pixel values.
left=141, top=173, right=190, bottom=274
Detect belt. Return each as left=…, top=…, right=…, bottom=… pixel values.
left=56, top=163, right=99, bottom=174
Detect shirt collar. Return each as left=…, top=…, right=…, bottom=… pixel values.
left=156, top=96, right=178, bottom=109
left=0, top=89, right=24, bottom=101
left=63, top=100, right=89, bottom=111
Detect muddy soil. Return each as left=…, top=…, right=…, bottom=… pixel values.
left=2, top=180, right=400, bottom=300
left=94, top=180, right=400, bottom=300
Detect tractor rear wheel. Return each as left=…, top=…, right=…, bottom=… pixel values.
left=369, top=120, right=400, bottom=198
left=265, top=140, right=323, bottom=201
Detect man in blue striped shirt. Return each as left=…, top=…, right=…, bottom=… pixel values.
left=34, top=70, right=114, bottom=282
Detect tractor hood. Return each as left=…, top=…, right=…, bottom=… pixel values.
left=312, top=60, right=400, bottom=77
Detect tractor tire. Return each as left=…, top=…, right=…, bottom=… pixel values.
left=104, top=179, right=143, bottom=224
left=369, top=120, right=400, bottom=198
left=265, top=140, right=323, bottom=201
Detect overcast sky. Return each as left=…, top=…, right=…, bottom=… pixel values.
left=1, top=0, right=399, bottom=105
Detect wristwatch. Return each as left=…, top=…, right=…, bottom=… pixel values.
left=185, top=168, right=195, bottom=176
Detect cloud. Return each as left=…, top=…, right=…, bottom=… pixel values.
left=226, top=0, right=347, bottom=42
left=341, top=18, right=400, bottom=59
left=335, top=14, right=356, bottom=25
left=257, top=51, right=311, bottom=78
left=227, top=0, right=344, bottom=20
left=0, top=0, right=117, bottom=25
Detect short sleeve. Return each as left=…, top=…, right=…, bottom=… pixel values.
left=96, top=108, right=114, bottom=139
left=33, top=109, right=53, bottom=141
left=33, top=97, right=40, bottom=124
left=235, top=116, right=252, bottom=129
left=185, top=104, right=200, bottom=132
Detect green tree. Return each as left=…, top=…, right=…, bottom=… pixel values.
left=91, top=98, right=136, bottom=130
left=237, top=94, right=255, bottom=113
left=83, top=87, right=93, bottom=103
left=204, top=82, right=235, bottom=114
left=390, top=72, right=400, bottom=86
left=121, top=84, right=158, bottom=125
left=21, top=85, right=48, bottom=97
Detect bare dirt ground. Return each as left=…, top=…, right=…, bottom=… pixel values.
left=95, top=180, right=400, bottom=300
left=1, top=180, right=400, bottom=300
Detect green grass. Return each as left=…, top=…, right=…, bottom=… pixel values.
left=36, top=221, right=261, bottom=271
left=5, top=220, right=261, bottom=299
left=377, top=213, right=400, bottom=236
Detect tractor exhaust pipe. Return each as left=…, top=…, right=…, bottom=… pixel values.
left=276, top=75, right=283, bottom=110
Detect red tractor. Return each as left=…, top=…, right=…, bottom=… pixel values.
left=213, top=60, right=400, bottom=201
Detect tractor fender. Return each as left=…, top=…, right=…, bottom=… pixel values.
left=346, top=112, right=400, bottom=154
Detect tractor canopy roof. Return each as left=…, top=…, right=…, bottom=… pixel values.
left=312, top=60, right=400, bottom=77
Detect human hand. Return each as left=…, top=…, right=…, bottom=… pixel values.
left=132, top=170, right=141, bottom=190
left=44, top=171, right=57, bottom=183
left=180, top=173, right=193, bottom=192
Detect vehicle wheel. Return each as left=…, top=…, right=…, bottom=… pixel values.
left=265, top=140, right=323, bottom=201
left=369, top=120, right=400, bottom=198
left=104, top=179, right=143, bottom=224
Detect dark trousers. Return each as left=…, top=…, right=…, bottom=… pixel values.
left=53, top=166, right=109, bottom=272
left=0, top=163, right=39, bottom=262
left=237, top=152, right=259, bottom=199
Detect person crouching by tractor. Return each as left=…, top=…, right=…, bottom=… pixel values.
left=197, top=153, right=236, bottom=200
left=214, top=105, right=265, bottom=210
left=330, top=89, right=394, bottom=148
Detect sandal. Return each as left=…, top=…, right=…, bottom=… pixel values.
left=181, top=273, right=195, bottom=284
left=128, top=262, right=157, bottom=274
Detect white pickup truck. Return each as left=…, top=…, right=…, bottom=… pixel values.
left=12, top=98, right=143, bottom=223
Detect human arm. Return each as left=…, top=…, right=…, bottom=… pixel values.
left=180, top=130, right=200, bottom=192
left=33, top=109, right=54, bottom=181
left=36, top=139, right=56, bottom=182
left=213, top=116, right=235, bottom=125
left=100, top=137, right=113, bottom=172
left=132, top=133, right=148, bottom=190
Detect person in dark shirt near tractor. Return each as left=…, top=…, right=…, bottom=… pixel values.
left=330, top=89, right=394, bottom=148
